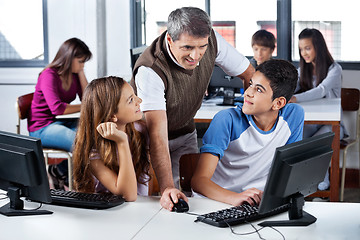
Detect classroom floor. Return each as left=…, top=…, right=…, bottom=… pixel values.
left=343, top=188, right=360, bottom=203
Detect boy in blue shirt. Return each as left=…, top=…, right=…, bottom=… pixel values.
left=191, top=59, right=304, bottom=206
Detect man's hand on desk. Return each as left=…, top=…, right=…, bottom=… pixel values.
left=160, top=187, right=188, bottom=211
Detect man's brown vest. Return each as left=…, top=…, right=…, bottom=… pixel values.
left=130, top=30, right=217, bottom=140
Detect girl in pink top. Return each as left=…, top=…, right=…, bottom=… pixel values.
left=28, top=38, right=92, bottom=189
left=72, top=76, right=151, bottom=201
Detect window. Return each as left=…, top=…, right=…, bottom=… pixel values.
left=136, top=0, right=277, bottom=58
left=0, top=0, right=48, bottom=67
left=210, top=0, right=277, bottom=57
left=132, top=0, right=359, bottom=69
left=292, top=0, right=358, bottom=63
left=213, top=21, right=236, bottom=48
left=292, top=21, right=341, bottom=61
left=142, top=0, right=205, bottom=47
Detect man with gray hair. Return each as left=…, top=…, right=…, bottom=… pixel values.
left=130, top=7, right=254, bottom=211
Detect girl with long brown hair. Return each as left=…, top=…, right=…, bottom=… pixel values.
left=72, top=76, right=150, bottom=201
left=28, top=38, right=92, bottom=189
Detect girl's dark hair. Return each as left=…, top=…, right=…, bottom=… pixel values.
left=44, top=38, right=92, bottom=88
left=298, top=28, right=334, bottom=92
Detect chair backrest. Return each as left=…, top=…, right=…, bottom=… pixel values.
left=15, top=92, right=74, bottom=190
left=341, top=88, right=360, bottom=139
left=16, top=92, right=34, bottom=134
left=341, top=88, right=359, bottom=111
left=179, top=153, right=200, bottom=192
left=17, top=92, right=34, bottom=120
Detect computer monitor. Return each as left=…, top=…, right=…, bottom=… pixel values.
left=0, top=131, right=52, bottom=216
left=207, top=65, right=244, bottom=105
left=257, top=132, right=334, bottom=227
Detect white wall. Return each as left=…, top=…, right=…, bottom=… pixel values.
left=0, top=1, right=359, bottom=169
left=105, top=0, right=132, bottom=81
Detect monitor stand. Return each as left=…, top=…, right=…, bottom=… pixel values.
left=0, top=187, right=52, bottom=217
left=217, top=87, right=235, bottom=106
left=259, top=193, right=317, bottom=227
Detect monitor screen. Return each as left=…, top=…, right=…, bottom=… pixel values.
left=208, top=65, right=243, bottom=90
left=0, top=131, right=52, bottom=216
left=207, top=65, right=244, bottom=105
left=257, top=132, right=334, bottom=226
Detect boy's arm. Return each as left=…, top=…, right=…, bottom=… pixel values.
left=191, top=153, right=263, bottom=206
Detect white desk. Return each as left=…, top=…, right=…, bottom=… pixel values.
left=1, top=196, right=359, bottom=240
left=0, top=195, right=161, bottom=240
left=56, top=112, right=80, bottom=119
left=195, top=97, right=341, bottom=122
left=58, top=98, right=341, bottom=124
left=137, top=197, right=360, bottom=240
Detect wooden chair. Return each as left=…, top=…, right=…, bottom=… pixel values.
left=340, top=88, right=360, bottom=201
left=179, top=153, right=200, bottom=194
left=16, top=92, right=73, bottom=190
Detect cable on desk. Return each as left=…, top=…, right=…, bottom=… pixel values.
left=185, top=209, right=285, bottom=240
left=225, top=220, right=265, bottom=240
left=0, top=194, right=43, bottom=211
left=268, top=226, right=286, bottom=240
left=185, top=211, right=202, bottom=217
left=224, top=220, right=285, bottom=240
left=25, top=199, right=44, bottom=211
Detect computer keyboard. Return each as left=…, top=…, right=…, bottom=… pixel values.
left=196, top=203, right=290, bottom=228
left=49, top=189, right=125, bottom=209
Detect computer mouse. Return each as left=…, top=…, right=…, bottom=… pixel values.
left=171, top=198, right=189, bottom=213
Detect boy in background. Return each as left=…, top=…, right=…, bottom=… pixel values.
left=191, top=59, right=304, bottom=206
left=250, top=30, right=276, bottom=68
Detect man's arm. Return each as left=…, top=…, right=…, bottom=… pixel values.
left=144, top=110, right=187, bottom=210
left=237, top=64, right=255, bottom=90
left=191, top=153, right=262, bottom=206
left=213, top=31, right=254, bottom=90
left=144, top=110, right=173, bottom=191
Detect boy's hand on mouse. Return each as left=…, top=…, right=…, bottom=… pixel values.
left=230, top=188, right=263, bottom=206
left=160, top=187, right=188, bottom=211
left=96, top=122, right=128, bottom=143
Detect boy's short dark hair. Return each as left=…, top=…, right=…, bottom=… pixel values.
left=256, top=59, right=298, bottom=102
left=251, top=30, right=276, bottom=50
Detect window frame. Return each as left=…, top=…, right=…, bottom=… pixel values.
left=0, top=0, right=49, bottom=68
left=132, top=0, right=360, bottom=70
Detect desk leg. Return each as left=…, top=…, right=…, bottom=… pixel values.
left=330, top=123, right=340, bottom=202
